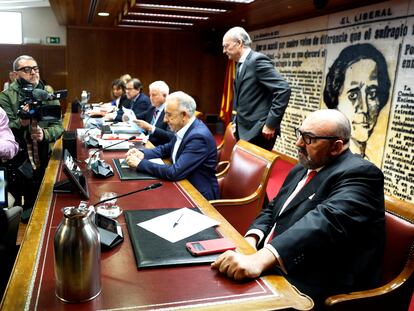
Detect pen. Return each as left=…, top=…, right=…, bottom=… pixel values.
left=173, top=213, right=184, bottom=228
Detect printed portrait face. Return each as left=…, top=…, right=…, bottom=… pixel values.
left=337, top=58, right=380, bottom=143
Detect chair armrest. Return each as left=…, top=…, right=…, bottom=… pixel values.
left=216, top=161, right=230, bottom=178
left=209, top=185, right=263, bottom=206
left=325, top=257, right=414, bottom=306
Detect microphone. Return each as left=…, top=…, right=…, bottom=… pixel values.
left=33, top=89, right=53, bottom=101
left=87, top=135, right=136, bottom=168
left=90, top=182, right=163, bottom=206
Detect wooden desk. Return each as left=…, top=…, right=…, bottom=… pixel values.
left=1, top=110, right=313, bottom=311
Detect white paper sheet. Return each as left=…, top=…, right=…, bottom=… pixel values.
left=137, top=207, right=220, bottom=243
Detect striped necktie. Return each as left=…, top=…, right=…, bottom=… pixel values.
left=151, top=109, right=159, bottom=125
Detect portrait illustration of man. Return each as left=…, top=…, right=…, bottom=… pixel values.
left=323, top=43, right=391, bottom=160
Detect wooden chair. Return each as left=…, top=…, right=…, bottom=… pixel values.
left=216, top=122, right=236, bottom=177
left=209, top=140, right=279, bottom=234
left=325, top=195, right=414, bottom=311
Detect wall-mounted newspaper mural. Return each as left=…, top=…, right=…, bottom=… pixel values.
left=250, top=0, right=414, bottom=203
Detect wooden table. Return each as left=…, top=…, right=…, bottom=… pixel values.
left=1, top=109, right=314, bottom=311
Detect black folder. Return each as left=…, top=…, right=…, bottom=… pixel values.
left=124, top=208, right=221, bottom=268
left=113, top=158, right=158, bottom=180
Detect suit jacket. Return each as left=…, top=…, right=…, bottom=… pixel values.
left=137, top=106, right=174, bottom=146
left=114, top=93, right=150, bottom=122
left=137, top=118, right=219, bottom=200
left=113, top=95, right=130, bottom=122
left=248, top=149, right=385, bottom=300
left=234, top=50, right=290, bottom=141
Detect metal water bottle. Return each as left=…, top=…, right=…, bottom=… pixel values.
left=54, top=206, right=101, bottom=303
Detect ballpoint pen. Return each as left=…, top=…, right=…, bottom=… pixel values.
left=173, top=213, right=184, bottom=228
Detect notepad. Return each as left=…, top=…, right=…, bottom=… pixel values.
left=137, top=207, right=220, bottom=243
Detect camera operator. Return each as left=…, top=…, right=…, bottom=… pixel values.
left=0, top=55, right=64, bottom=220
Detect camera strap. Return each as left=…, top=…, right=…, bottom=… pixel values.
left=27, top=119, right=40, bottom=170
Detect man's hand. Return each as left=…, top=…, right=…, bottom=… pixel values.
left=125, top=155, right=141, bottom=168
left=20, top=104, right=30, bottom=127
left=122, top=114, right=130, bottom=122
left=31, top=125, right=44, bottom=142
left=262, top=125, right=275, bottom=140
left=126, top=147, right=143, bottom=158
left=211, top=248, right=277, bottom=281
left=135, top=119, right=152, bottom=132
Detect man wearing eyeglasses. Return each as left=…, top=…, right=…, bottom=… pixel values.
left=0, top=55, right=64, bottom=219
left=212, top=109, right=385, bottom=309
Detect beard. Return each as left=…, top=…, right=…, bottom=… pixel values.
left=297, top=147, right=318, bottom=169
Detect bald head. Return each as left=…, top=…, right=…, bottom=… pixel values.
left=296, top=109, right=351, bottom=169
left=304, top=109, right=351, bottom=145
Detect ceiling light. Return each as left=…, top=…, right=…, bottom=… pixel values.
left=136, top=3, right=227, bottom=13
left=118, top=25, right=182, bottom=31
left=98, top=12, right=110, bottom=17
left=122, top=19, right=193, bottom=26
left=128, top=12, right=208, bottom=20
left=218, top=0, right=255, bottom=2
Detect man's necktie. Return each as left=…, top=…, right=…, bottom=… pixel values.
left=151, top=109, right=159, bottom=125
left=266, top=170, right=317, bottom=243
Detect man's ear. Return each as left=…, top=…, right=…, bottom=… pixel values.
left=330, top=140, right=344, bottom=156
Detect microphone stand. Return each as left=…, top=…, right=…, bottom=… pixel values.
left=87, top=135, right=136, bottom=169
left=91, top=182, right=163, bottom=206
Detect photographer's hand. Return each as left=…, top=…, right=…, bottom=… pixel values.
left=31, top=125, right=44, bottom=142
left=20, top=104, right=30, bottom=127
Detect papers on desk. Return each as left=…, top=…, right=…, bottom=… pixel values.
left=110, top=122, right=144, bottom=134
left=137, top=207, right=220, bottom=243
left=99, top=140, right=131, bottom=150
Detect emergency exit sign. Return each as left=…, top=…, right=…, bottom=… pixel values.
left=46, top=36, right=60, bottom=44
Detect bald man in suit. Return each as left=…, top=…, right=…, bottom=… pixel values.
left=212, top=109, right=385, bottom=308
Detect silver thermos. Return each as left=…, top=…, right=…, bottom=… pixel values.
left=54, top=206, right=101, bottom=303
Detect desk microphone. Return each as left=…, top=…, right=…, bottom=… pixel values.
left=88, top=135, right=136, bottom=163
left=91, top=182, right=163, bottom=206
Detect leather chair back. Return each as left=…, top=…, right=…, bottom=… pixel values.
left=210, top=140, right=278, bottom=233
left=325, top=195, right=414, bottom=310
left=216, top=122, right=236, bottom=176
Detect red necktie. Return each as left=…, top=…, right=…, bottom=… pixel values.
left=267, top=170, right=317, bottom=243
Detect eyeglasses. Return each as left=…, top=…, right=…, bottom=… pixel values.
left=294, top=128, right=339, bottom=145
left=16, top=66, right=40, bottom=74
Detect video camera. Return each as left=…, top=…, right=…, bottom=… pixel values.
left=18, top=83, right=67, bottom=122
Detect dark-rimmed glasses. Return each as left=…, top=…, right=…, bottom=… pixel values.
left=16, top=66, right=39, bottom=74
left=294, top=128, right=339, bottom=145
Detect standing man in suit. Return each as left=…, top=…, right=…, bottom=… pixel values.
left=118, top=78, right=151, bottom=121
left=133, top=80, right=174, bottom=146
left=212, top=109, right=385, bottom=308
left=223, top=27, right=290, bottom=150
left=222, top=26, right=291, bottom=151
left=125, top=91, right=219, bottom=200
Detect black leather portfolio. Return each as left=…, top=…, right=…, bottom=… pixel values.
left=124, top=208, right=221, bottom=268
left=113, top=159, right=158, bottom=181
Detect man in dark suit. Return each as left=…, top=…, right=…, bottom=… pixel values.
left=133, top=81, right=174, bottom=146
left=118, top=78, right=150, bottom=121
left=222, top=26, right=291, bottom=151
left=125, top=91, right=219, bottom=200
left=212, top=109, right=385, bottom=308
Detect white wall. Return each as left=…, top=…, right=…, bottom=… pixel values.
left=17, top=7, right=66, bottom=45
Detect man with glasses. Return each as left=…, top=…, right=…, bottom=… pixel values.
left=222, top=26, right=291, bottom=151
left=212, top=109, right=385, bottom=309
left=0, top=55, right=64, bottom=219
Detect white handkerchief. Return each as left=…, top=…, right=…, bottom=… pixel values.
left=308, top=193, right=315, bottom=200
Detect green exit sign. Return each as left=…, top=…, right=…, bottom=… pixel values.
left=46, top=36, right=60, bottom=44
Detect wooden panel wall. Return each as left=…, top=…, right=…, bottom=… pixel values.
left=66, top=27, right=227, bottom=115
left=0, top=28, right=227, bottom=116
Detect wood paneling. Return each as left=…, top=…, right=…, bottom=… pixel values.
left=66, top=27, right=227, bottom=114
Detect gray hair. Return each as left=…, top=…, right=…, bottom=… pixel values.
left=149, top=80, right=169, bottom=96
left=167, top=91, right=196, bottom=117
left=225, top=26, right=252, bottom=47
left=13, top=55, right=37, bottom=71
